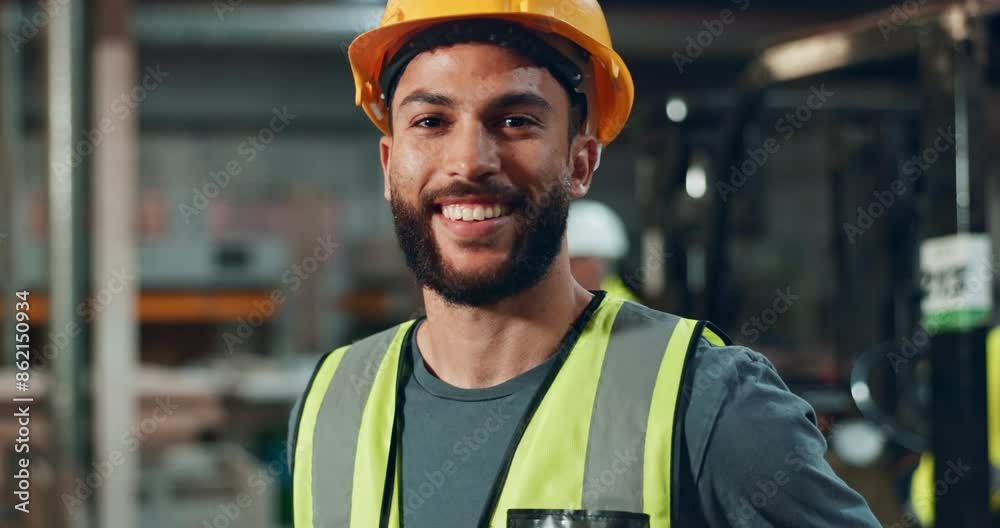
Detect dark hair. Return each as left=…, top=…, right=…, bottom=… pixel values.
left=379, top=19, right=589, bottom=139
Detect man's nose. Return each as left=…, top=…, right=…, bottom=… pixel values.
left=444, top=122, right=501, bottom=181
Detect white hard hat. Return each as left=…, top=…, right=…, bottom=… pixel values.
left=567, top=200, right=629, bottom=259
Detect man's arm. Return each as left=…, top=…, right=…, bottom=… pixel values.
left=685, top=342, right=881, bottom=527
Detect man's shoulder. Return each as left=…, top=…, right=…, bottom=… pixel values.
left=324, top=319, right=419, bottom=361
left=679, top=335, right=786, bottom=477
left=352, top=319, right=419, bottom=349
left=298, top=319, right=419, bottom=396
left=613, top=299, right=683, bottom=324
left=288, top=319, right=418, bottom=467
left=681, top=336, right=773, bottom=433
left=686, top=336, right=773, bottom=391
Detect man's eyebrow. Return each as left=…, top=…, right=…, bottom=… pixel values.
left=397, top=91, right=454, bottom=110
left=395, top=90, right=554, bottom=115
left=486, top=92, right=554, bottom=114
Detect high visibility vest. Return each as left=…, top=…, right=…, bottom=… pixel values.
left=291, top=296, right=729, bottom=528
left=909, top=327, right=1000, bottom=526
left=600, top=275, right=640, bottom=304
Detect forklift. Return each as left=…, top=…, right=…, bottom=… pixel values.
left=699, top=2, right=1000, bottom=526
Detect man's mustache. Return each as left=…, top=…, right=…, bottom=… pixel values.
left=420, top=181, right=527, bottom=212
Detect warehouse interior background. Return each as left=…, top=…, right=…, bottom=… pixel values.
left=1, top=0, right=999, bottom=526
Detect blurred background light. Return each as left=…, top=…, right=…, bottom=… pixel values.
left=666, top=96, right=688, bottom=123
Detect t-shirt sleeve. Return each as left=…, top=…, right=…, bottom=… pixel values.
left=686, top=342, right=881, bottom=527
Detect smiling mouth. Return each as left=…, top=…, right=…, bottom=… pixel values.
left=438, top=203, right=510, bottom=222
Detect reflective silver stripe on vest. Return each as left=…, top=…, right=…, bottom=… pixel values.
left=312, top=324, right=402, bottom=528
left=582, top=301, right=682, bottom=511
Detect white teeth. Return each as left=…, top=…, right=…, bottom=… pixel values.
left=442, top=204, right=506, bottom=222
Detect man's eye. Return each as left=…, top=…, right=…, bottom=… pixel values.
left=502, top=116, right=533, bottom=128
left=416, top=117, right=442, bottom=128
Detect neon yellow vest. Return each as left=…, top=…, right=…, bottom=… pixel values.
left=601, top=275, right=640, bottom=303
left=292, top=296, right=728, bottom=527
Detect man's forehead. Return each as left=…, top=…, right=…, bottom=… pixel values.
left=393, top=44, right=564, bottom=108
left=403, top=48, right=550, bottom=84
left=407, top=40, right=538, bottom=65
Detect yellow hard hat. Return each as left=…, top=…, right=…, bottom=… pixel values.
left=347, top=0, right=635, bottom=145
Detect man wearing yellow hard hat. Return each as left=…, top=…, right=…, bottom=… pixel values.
left=289, top=1, right=880, bottom=526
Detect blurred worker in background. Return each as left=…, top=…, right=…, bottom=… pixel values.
left=567, top=199, right=640, bottom=302
left=289, top=1, right=880, bottom=526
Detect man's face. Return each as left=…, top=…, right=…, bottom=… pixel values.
left=379, top=42, right=597, bottom=307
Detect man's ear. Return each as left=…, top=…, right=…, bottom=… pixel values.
left=568, top=135, right=600, bottom=199
left=379, top=135, right=393, bottom=201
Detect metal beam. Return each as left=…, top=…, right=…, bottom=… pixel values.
left=0, top=1, right=18, bottom=367
left=918, top=12, right=992, bottom=526
left=741, top=1, right=1000, bottom=87
left=92, top=0, right=138, bottom=525
left=132, top=3, right=382, bottom=48
left=29, top=3, right=842, bottom=59
left=46, top=0, right=91, bottom=526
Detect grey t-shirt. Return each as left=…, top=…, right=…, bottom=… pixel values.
left=289, top=319, right=881, bottom=528
left=398, top=319, right=560, bottom=526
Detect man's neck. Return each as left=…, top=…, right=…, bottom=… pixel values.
left=416, top=259, right=594, bottom=389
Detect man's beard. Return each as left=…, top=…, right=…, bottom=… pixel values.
left=391, top=178, right=570, bottom=307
